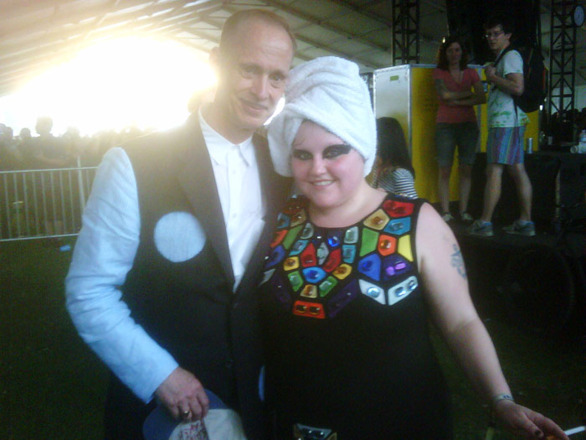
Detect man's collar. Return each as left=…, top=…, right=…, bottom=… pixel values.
left=199, top=102, right=259, bottom=146
left=199, top=107, right=255, bottom=165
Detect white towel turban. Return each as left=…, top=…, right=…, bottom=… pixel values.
left=268, top=56, right=376, bottom=177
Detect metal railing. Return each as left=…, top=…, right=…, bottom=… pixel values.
left=0, top=160, right=97, bottom=241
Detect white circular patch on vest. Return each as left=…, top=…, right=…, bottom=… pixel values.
left=154, top=211, right=206, bottom=262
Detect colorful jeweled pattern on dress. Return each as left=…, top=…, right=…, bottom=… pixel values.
left=261, top=196, right=418, bottom=319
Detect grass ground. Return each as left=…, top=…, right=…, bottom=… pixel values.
left=0, top=238, right=584, bottom=439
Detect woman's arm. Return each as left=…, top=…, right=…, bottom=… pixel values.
left=434, top=77, right=473, bottom=101
left=416, top=204, right=509, bottom=399
left=452, top=79, right=486, bottom=106
left=415, top=203, right=568, bottom=440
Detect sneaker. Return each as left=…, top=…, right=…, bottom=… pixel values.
left=459, top=212, right=474, bottom=222
left=467, top=220, right=494, bottom=237
left=442, top=212, right=454, bottom=222
left=503, top=220, right=536, bottom=236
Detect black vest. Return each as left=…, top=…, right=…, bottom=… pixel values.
left=121, top=115, right=290, bottom=438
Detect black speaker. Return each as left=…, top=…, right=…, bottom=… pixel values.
left=556, top=153, right=586, bottom=221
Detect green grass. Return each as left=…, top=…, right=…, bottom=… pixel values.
left=1, top=239, right=107, bottom=439
left=0, top=239, right=584, bottom=439
left=433, top=322, right=585, bottom=439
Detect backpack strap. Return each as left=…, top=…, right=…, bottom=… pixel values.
left=493, top=45, right=513, bottom=67
left=493, top=46, right=519, bottom=118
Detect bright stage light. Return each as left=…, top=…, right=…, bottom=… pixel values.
left=1, top=37, right=216, bottom=136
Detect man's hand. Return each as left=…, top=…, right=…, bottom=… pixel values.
left=155, top=367, right=210, bottom=422
left=485, top=65, right=497, bottom=83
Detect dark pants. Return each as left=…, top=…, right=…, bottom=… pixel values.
left=104, top=373, right=156, bottom=440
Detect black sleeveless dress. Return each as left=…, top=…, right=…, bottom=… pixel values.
left=259, top=194, right=452, bottom=439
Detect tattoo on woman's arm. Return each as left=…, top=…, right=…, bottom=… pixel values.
left=450, top=244, right=467, bottom=279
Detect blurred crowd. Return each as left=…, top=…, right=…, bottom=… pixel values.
left=2, top=107, right=585, bottom=172
left=0, top=116, right=147, bottom=171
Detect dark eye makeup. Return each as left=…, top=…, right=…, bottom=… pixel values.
left=323, top=144, right=351, bottom=158
left=292, top=144, right=351, bottom=161
left=292, top=149, right=313, bottom=160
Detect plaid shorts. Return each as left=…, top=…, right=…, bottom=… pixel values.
left=486, top=126, right=526, bottom=165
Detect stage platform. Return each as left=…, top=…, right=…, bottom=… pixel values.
left=451, top=220, right=562, bottom=251
left=447, top=218, right=585, bottom=339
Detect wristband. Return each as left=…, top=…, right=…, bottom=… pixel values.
left=491, top=393, right=515, bottom=407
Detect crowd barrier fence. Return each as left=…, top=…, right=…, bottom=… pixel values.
left=0, top=160, right=97, bottom=242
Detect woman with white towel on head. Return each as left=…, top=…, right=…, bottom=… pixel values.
left=259, top=56, right=568, bottom=440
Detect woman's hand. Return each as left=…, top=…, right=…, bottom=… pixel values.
left=493, top=399, right=569, bottom=440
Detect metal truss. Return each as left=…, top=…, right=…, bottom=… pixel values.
left=548, top=0, right=578, bottom=126
left=392, top=0, right=420, bottom=64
